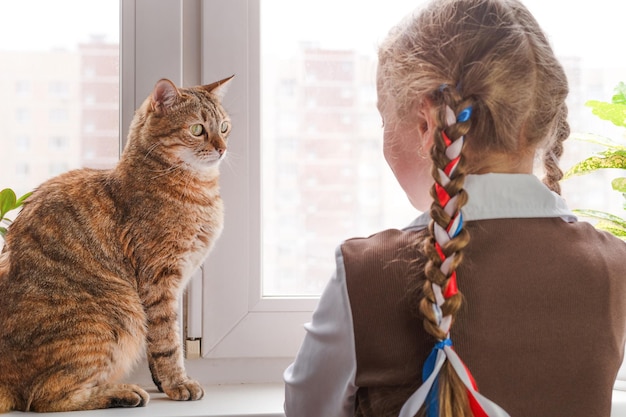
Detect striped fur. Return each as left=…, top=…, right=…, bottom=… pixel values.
left=0, top=77, right=233, bottom=412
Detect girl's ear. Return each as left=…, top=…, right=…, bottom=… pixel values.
left=202, top=74, right=235, bottom=99
left=416, top=96, right=438, bottom=147
left=151, top=79, right=180, bottom=114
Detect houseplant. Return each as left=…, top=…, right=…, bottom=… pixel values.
left=564, top=82, right=626, bottom=239
left=0, top=188, right=31, bottom=239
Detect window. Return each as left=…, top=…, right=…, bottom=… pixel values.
left=15, top=80, right=31, bottom=97
left=258, top=0, right=420, bottom=301
left=0, top=0, right=119, bottom=197
left=49, top=81, right=70, bottom=99
left=49, top=162, right=69, bottom=176
left=15, top=109, right=30, bottom=124
left=193, top=0, right=626, bottom=385
left=259, top=0, right=626, bottom=300
left=49, top=108, right=69, bottom=124
left=15, top=135, right=30, bottom=152
left=49, top=136, right=69, bottom=151
left=15, top=163, right=29, bottom=178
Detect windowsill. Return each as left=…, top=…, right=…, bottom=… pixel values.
left=613, top=386, right=626, bottom=417
left=5, top=384, right=626, bottom=416
left=5, top=384, right=285, bottom=417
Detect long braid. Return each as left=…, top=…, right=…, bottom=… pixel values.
left=419, top=88, right=471, bottom=344
left=423, top=87, right=472, bottom=415
left=542, top=104, right=570, bottom=194
left=400, top=87, right=510, bottom=417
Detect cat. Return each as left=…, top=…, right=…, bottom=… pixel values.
left=0, top=76, right=233, bottom=412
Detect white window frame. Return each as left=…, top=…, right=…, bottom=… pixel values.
left=121, top=0, right=316, bottom=384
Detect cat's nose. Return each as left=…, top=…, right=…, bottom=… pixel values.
left=217, top=148, right=226, bottom=157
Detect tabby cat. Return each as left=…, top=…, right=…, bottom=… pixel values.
left=0, top=76, right=233, bottom=412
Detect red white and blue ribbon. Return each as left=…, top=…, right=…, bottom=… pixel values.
left=398, top=338, right=510, bottom=417
left=430, top=105, right=468, bottom=334
left=399, top=104, right=510, bottom=417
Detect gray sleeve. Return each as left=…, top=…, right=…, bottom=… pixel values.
left=283, top=245, right=358, bottom=417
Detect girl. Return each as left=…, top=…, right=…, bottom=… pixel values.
left=283, top=0, right=626, bottom=416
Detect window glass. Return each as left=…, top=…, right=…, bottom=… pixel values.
left=0, top=0, right=120, bottom=199
left=260, top=0, right=626, bottom=297
left=261, top=1, right=421, bottom=297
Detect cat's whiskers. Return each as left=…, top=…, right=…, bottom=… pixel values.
left=220, top=150, right=239, bottom=176
left=143, top=142, right=162, bottom=161
left=149, top=163, right=186, bottom=180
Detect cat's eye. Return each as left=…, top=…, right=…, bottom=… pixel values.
left=219, top=120, right=230, bottom=134
left=190, top=123, right=204, bottom=136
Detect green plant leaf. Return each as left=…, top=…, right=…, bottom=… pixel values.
left=613, top=177, right=626, bottom=193
left=612, top=82, right=626, bottom=105
left=0, top=188, right=17, bottom=219
left=569, top=132, right=626, bottom=150
left=573, top=208, right=626, bottom=229
left=586, top=100, right=626, bottom=128
left=0, top=226, right=6, bottom=238
left=595, top=221, right=626, bottom=239
left=15, top=191, right=32, bottom=208
left=563, top=150, right=626, bottom=178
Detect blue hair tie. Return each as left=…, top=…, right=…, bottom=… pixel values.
left=434, top=338, right=453, bottom=350
left=457, top=105, right=473, bottom=123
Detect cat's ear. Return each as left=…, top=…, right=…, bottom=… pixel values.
left=202, top=75, right=234, bottom=99
left=151, top=79, right=180, bottom=114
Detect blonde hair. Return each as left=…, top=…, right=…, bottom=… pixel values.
left=377, top=0, right=569, bottom=415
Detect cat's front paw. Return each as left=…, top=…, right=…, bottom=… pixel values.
left=163, top=379, right=204, bottom=401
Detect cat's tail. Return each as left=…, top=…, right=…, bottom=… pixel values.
left=0, top=256, right=13, bottom=414
left=0, top=267, right=14, bottom=410
left=0, top=385, right=15, bottom=413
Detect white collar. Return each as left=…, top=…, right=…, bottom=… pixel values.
left=408, top=173, right=577, bottom=230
